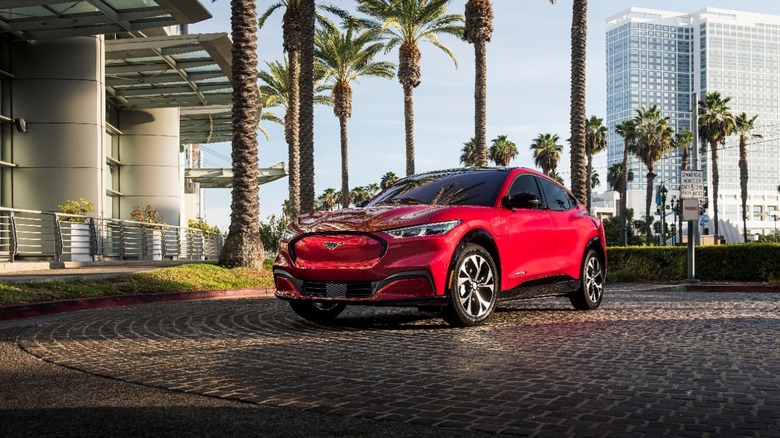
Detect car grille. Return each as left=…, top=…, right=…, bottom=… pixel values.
left=301, top=281, right=374, bottom=298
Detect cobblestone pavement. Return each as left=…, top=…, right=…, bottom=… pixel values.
left=12, top=287, right=780, bottom=437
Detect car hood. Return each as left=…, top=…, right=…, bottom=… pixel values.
left=294, top=205, right=452, bottom=234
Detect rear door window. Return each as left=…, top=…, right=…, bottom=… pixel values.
left=538, top=178, right=572, bottom=211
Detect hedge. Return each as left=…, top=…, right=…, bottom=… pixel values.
left=606, top=244, right=780, bottom=283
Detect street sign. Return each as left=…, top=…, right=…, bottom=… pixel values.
left=700, top=214, right=710, bottom=227
left=681, top=198, right=700, bottom=221
left=680, top=170, right=704, bottom=199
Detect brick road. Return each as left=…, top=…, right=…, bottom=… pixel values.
left=15, top=287, right=780, bottom=437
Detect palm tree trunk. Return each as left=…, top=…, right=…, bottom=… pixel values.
left=739, top=139, right=748, bottom=243
left=340, top=114, right=350, bottom=208
left=288, top=49, right=301, bottom=219
left=569, top=0, right=588, bottom=202
left=219, top=0, right=263, bottom=268
left=645, top=170, right=655, bottom=245
left=710, top=141, right=720, bottom=239
left=620, top=142, right=630, bottom=246
left=586, top=155, right=593, bottom=212
left=299, top=0, right=316, bottom=214
left=474, top=40, right=487, bottom=167
left=404, top=83, right=415, bottom=176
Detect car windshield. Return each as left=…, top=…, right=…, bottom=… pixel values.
left=365, top=169, right=508, bottom=207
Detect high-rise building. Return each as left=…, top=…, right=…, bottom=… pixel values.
left=606, top=7, right=780, bottom=240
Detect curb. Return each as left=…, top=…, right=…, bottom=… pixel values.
left=686, top=284, right=780, bottom=293
left=0, top=287, right=277, bottom=322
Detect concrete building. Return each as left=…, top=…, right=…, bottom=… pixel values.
left=605, top=7, right=780, bottom=241
left=0, top=1, right=285, bottom=228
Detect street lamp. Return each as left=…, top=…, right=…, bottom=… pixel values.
left=656, top=184, right=668, bottom=245
left=669, top=196, right=679, bottom=245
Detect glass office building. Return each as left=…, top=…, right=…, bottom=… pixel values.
left=606, top=8, right=780, bottom=239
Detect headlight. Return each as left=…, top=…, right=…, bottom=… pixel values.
left=383, top=220, right=461, bottom=239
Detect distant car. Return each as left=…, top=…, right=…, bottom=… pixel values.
left=274, top=167, right=606, bottom=327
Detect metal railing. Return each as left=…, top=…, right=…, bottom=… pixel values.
left=0, top=207, right=223, bottom=263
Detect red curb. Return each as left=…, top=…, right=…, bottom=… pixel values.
left=686, top=284, right=780, bottom=293
left=0, top=287, right=277, bottom=322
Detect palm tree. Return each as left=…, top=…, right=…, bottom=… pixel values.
left=489, top=135, right=518, bottom=166
left=585, top=115, right=607, bottom=212
left=464, top=0, right=492, bottom=166
left=615, top=119, right=636, bottom=246
left=380, top=171, right=399, bottom=189
left=548, top=170, right=565, bottom=185
left=541, top=0, right=587, bottom=203
left=300, top=0, right=317, bottom=213
left=366, top=183, right=381, bottom=197
left=734, top=113, right=762, bottom=243
left=219, top=0, right=263, bottom=268
left=460, top=137, right=478, bottom=166
left=350, top=185, right=372, bottom=206
left=607, top=162, right=633, bottom=193
left=260, top=1, right=343, bottom=215
left=632, top=106, right=675, bottom=245
left=316, top=23, right=396, bottom=208
left=698, top=91, right=735, bottom=239
left=590, top=169, right=600, bottom=190
left=357, top=0, right=464, bottom=176
left=673, top=128, right=694, bottom=172
left=530, top=133, right=563, bottom=176
left=316, top=187, right=339, bottom=210
left=568, top=0, right=589, bottom=206
left=259, top=1, right=305, bottom=218
left=258, top=60, right=332, bottom=216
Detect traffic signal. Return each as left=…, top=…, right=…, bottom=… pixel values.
left=653, top=222, right=660, bottom=233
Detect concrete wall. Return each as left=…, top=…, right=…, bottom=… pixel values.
left=9, top=36, right=106, bottom=214
left=118, top=107, right=181, bottom=225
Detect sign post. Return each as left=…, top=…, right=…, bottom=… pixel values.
left=680, top=170, right=703, bottom=283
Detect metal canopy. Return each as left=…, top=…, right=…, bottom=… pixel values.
left=0, top=0, right=210, bottom=40
left=180, top=104, right=231, bottom=144
left=185, top=162, right=288, bottom=189
left=105, top=32, right=232, bottom=110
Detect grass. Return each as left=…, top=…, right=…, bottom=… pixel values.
left=0, top=263, right=275, bottom=307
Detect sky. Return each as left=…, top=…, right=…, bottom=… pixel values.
left=188, top=1, right=780, bottom=232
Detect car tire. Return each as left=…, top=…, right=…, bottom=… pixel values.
left=442, top=243, right=499, bottom=327
left=570, top=249, right=605, bottom=310
left=289, top=301, right=347, bottom=322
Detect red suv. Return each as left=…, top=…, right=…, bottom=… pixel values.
left=274, top=168, right=606, bottom=326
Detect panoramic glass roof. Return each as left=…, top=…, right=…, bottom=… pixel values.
left=0, top=0, right=210, bottom=39
left=105, top=32, right=232, bottom=110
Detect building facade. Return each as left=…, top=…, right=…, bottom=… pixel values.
left=0, top=1, right=286, bottom=230
left=606, top=7, right=780, bottom=240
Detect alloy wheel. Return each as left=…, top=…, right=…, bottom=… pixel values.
left=584, top=256, right=604, bottom=303
left=456, top=253, right=496, bottom=318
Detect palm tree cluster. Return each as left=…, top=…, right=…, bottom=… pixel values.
left=259, top=0, right=463, bottom=217
left=609, top=90, right=760, bottom=246
left=315, top=180, right=385, bottom=211
left=698, top=93, right=760, bottom=243
left=460, top=135, right=518, bottom=167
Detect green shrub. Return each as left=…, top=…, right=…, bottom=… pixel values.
left=606, top=244, right=780, bottom=282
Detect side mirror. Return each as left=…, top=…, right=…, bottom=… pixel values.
left=502, top=192, right=541, bottom=210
